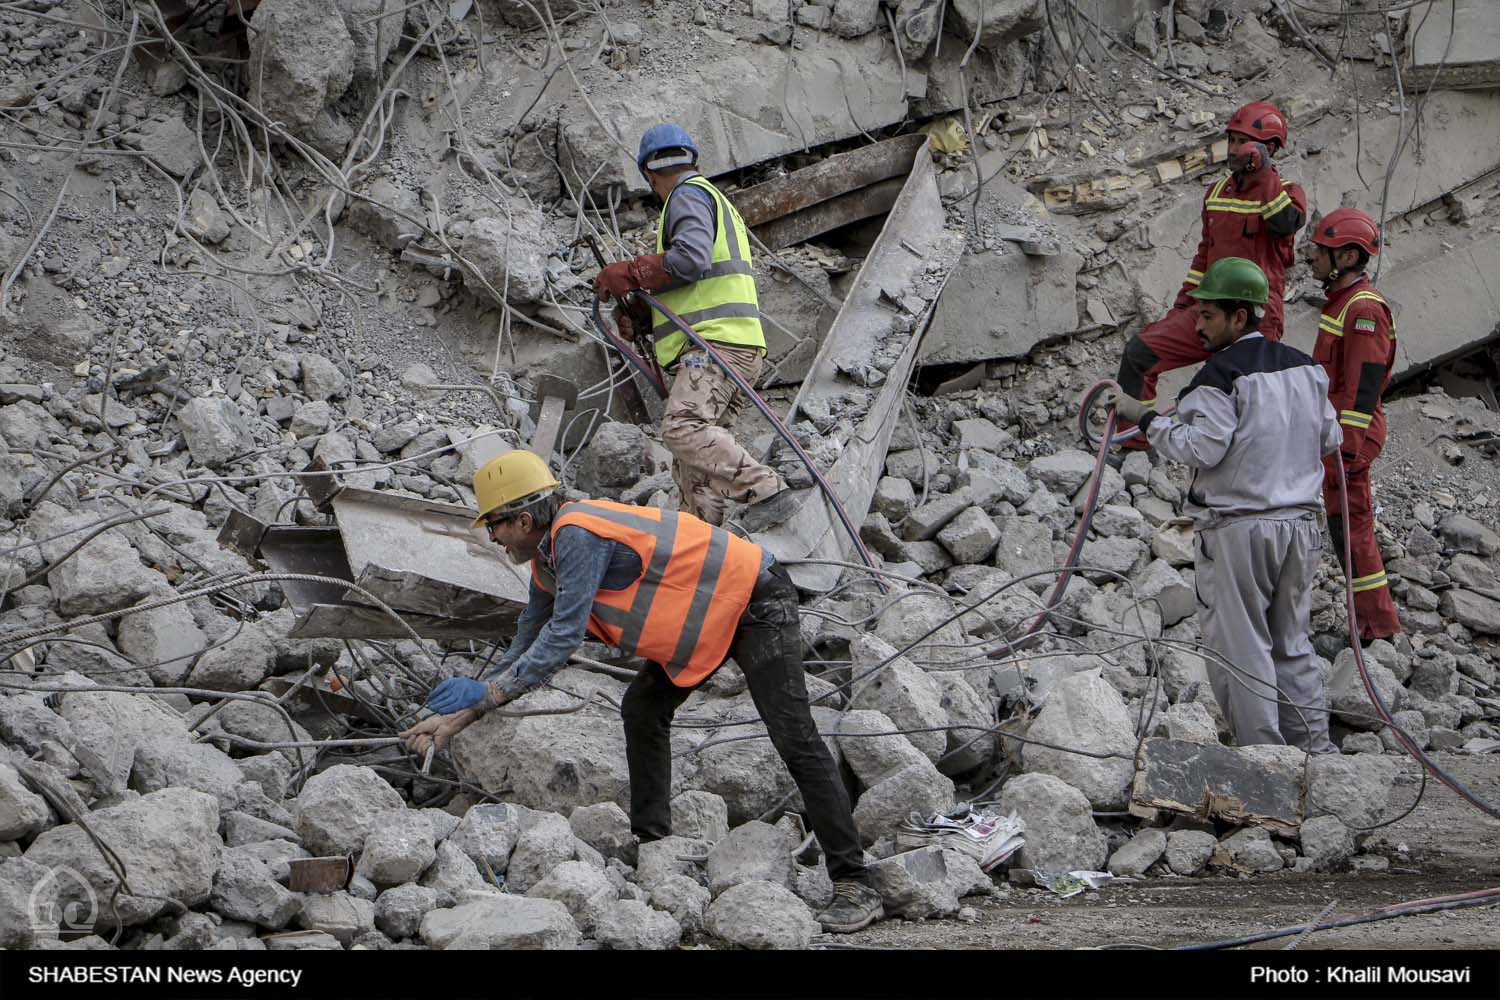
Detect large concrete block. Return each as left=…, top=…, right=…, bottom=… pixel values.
left=1409, top=1, right=1500, bottom=91
left=1131, top=739, right=1304, bottom=833
left=921, top=249, right=1082, bottom=363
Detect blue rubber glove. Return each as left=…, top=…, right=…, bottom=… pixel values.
left=428, top=677, right=489, bottom=714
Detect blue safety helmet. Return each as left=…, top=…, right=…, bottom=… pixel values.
left=636, top=124, right=699, bottom=179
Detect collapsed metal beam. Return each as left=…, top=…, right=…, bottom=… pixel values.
left=751, top=136, right=964, bottom=592
left=216, top=466, right=529, bottom=639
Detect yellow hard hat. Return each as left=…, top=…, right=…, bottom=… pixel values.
left=470, top=449, right=560, bottom=528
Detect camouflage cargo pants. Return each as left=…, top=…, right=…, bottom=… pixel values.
left=661, top=344, right=786, bottom=526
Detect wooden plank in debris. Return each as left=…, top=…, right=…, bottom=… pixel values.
left=731, top=133, right=928, bottom=228
left=753, top=178, right=905, bottom=252
left=1130, top=738, right=1303, bottom=834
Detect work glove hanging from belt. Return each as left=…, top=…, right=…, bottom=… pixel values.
left=595, top=252, right=672, bottom=301
left=1106, top=390, right=1154, bottom=426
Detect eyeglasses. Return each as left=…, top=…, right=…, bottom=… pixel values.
left=483, top=514, right=514, bottom=531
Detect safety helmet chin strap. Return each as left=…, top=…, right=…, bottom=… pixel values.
left=1316, top=244, right=1351, bottom=289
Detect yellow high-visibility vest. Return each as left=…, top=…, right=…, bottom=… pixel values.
left=651, top=176, right=765, bottom=367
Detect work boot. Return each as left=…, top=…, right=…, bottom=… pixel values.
left=735, top=488, right=801, bottom=534
left=815, top=880, right=883, bottom=934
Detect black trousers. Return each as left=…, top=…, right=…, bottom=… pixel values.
left=619, top=563, right=870, bottom=884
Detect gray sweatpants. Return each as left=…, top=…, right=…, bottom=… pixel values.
left=1195, top=512, right=1337, bottom=753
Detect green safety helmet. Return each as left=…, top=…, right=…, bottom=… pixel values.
left=1188, top=257, right=1270, bottom=306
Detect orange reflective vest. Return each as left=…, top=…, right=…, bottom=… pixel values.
left=531, top=499, right=765, bottom=687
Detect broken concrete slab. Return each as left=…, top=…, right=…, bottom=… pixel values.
left=669, top=791, right=730, bottom=845
left=569, top=802, right=636, bottom=862
left=210, top=852, right=302, bottom=930
left=0, top=857, right=62, bottom=948
left=1023, top=670, right=1137, bottom=810
left=755, top=142, right=963, bottom=593
left=57, top=688, right=192, bottom=794
left=293, top=764, right=405, bottom=857
left=457, top=207, right=555, bottom=307
left=461, top=712, right=631, bottom=815
left=505, top=812, right=577, bottom=894
left=704, top=879, right=819, bottom=950
left=593, top=898, right=683, bottom=950
left=1409, top=0, right=1500, bottom=91
left=0, top=762, right=50, bottom=841
left=833, top=709, right=931, bottom=789
left=946, top=0, right=1043, bottom=49
left=871, top=845, right=961, bottom=920
left=47, top=527, right=165, bottom=619
left=355, top=809, right=436, bottom=887
left=129, top=740, right=244, bottom=812
left=526, top=860, right=617, bottom=933
left=1164, top=829, right=1217, bottom=876
left=852, top=760, right=956, bottom=846
left=1107, top=828, right=1167, bottom=877
left=1214, top=826, right=1283, bottom=874
left=419, top=895, right=580, bottom=950
left=555, top=37, right=926, bottom=198
left=1131, top=739, right=1304, bottom=833
left=706, top=821, right=797, bottom=897
left=247, top=0, right=355, bottom=150
left=178, top=397, right=255, bottom=470
left=1306, top=753, right=1399, bottom=830
left=999, top=772, right=1106, bottom=873
left=24, top=787, right=221, bottom=929
left=920, top=249, right=1082, bottom=364
left=848, top=634, right=949, bottom=763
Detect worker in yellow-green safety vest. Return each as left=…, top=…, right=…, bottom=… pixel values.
left=594, top=124, right=799, bottom=533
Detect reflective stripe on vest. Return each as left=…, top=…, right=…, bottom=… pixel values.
left=1204, top=175, right=1295, bottom=217
left=529, top=499, right=764, bottom=686
left=1317, top=288, right=1395, bottom=340
left=651, top=176, right=765, bottom=368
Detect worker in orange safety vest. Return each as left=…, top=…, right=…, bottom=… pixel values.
left=1114, top=101, right=1308, bottom=450
left=400, top=450, right=884, bottom=933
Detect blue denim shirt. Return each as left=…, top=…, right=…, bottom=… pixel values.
left=481, top=526, right=641, bottom=699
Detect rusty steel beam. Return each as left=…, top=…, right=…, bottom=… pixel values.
left=732, top=133, right=928, bottom=229
left=754, top=177, right=905, bottom=252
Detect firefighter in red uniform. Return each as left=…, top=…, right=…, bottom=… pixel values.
left=1114, top=102, right=1308, bottom=448
left=1308, top=208, right=1402, bottom=642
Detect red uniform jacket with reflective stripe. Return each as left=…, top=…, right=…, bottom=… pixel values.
left=1313, top=277, right=1396, bottom=460
left=531, top=499, right=763, bottom=687
left=1179, top=168, right=1308, bottom=336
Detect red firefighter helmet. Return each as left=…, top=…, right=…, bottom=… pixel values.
left=1311, top=208, right=1381, bottom=256
left=1226, top=101, right=1289, bottom=148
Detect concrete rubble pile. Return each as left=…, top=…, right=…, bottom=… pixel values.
left=2, top=0, right=1500, bottom=953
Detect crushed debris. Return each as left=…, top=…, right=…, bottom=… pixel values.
left=0, top=0, right=1498, bottom=957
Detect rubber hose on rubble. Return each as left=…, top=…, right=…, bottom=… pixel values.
left=589, top=295, right=667, bottom=399
left=981, top=377, right=1127, bottom=657
left=629, top=291, right=881, bottom=577
left=1071, top=381, right=1500, bottom=820
left=1175, top=885, right=1500, bottom=950
left=1333, top=453, right=1500, bottom=820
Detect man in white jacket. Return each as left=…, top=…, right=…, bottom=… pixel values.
left=1110, top=257, right=1340, bottom=752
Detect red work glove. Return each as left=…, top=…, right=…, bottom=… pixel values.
left=594, top=252, right=672, bottom=301
left=1230, top=140, right=1271, bottom=178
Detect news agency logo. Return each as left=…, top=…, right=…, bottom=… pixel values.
left=29, top=865, right=98, bottom=937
